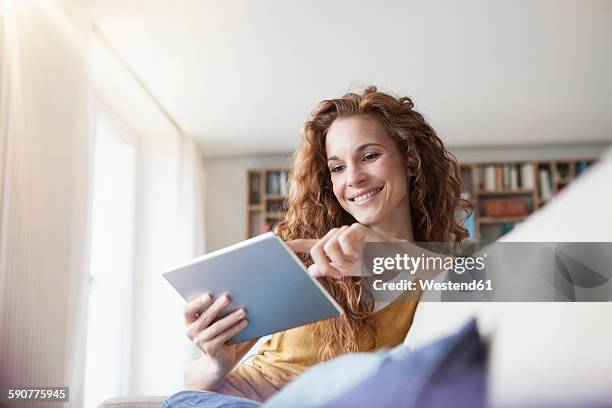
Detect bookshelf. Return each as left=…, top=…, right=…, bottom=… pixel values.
left=247, top=159, right=595, bottom=241
left=460, top=158, right=595, bottom=242
left=247, top=168, right=290, bottom=238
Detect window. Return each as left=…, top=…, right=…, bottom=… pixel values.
left=83, top=103, right=136, bottom=408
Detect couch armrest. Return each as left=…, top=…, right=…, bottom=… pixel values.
left=97, top=396, right=167, bottom=408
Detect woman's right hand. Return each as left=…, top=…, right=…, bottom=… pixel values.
left=183, top=292, right=249, bottom=391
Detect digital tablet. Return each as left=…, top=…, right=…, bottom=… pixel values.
left=163, top=232, right=344, bottom=344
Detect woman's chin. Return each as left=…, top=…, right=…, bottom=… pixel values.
left=353, top=212, right=382, bottom=226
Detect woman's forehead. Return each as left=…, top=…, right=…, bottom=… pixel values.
left=325, top=116, right=391, bottom=155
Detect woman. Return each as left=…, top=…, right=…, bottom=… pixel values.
left=163, top=86, right=469, bottom=407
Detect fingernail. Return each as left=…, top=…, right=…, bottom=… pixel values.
left=201, top=294, right=211, bottom=304
left=242, top=319, right=249, bottom=326
left=236, top=308, right=246, bottom=317
left=222, top=294, right=231, bottom=303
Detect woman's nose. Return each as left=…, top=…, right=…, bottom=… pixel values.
left=347, top=165, right=367, bottom=188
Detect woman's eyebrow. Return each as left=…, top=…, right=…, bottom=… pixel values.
left=327, top=143, right=384, bottom=162
left=356, top=142, right=383, bottom=151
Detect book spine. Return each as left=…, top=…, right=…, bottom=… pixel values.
left=485, top=165, right=496, bottom=190
left=520, top=163, right=535, bottom=189
left=478, top=166, right=485, bottom=189
left=267, top=172, right=281, bottom=195
left=503, top=164, right=510, bottom=189
left=280, top=172, right=288, bottom=196
left=538, top=169, right=552, bottom=201
left=510, top=165, right=519, bottom=190
left=495, top=166, right=503, bottom=190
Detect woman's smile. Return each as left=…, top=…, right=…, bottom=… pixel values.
left=349, top=185, right=384, bottom=206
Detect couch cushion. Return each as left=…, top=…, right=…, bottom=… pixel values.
left=97, top=396, right=167, bottom=408
left=264, top=319, right=486, bottom=408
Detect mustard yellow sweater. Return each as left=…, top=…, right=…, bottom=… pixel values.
left=217, top=289, right=420, bottom=402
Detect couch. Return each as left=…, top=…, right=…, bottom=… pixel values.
left=99, top=147, right=612, bottom=408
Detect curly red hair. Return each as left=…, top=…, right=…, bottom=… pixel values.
left=275, top=86, right=470, bottom=360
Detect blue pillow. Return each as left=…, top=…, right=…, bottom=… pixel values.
left=264, top=319, right=486, bottom=408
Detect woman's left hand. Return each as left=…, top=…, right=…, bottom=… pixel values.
left=286, top=223, right=397, bottom=279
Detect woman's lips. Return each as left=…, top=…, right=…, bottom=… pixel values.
left=350, top=186, right=383, bottom=206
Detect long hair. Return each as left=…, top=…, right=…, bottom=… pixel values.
left=275, top=86, right=470, bottom=360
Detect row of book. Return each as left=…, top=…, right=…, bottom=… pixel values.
left=555, top=161, right=592, bottom=179
left=266, top=171, right=289, bottom=195
left=476, top=161, right=593, bottom=194
left=478, top=163, right=535, bottom=191
left=538, top=161, right=592, bottom=201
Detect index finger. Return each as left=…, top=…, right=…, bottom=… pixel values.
left=338, top=224, right=368, bottom=256
left=285, top=239, right=317, bottom=254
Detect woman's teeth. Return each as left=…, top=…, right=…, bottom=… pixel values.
left=353, top=187, right=382, bottom=203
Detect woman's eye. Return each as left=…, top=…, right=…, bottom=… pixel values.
left=363, top=152, right=380, bottom=162
left=330, top=164, right=346, bottom=173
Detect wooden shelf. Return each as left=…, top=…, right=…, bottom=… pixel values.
left=477, top=189, right=534, bottom=195
left=248, top=204, right=262, bottom=210
left=479, top=216, right=527, bottom=224
left=266, top=194, right=287, bottom=200
left=266, top=211, right=285, bottom=218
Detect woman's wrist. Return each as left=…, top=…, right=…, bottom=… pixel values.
left=184, top=354, right=230, bottom=391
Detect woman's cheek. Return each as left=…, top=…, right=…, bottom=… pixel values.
left=331, top=176, right=344, bottom=197
left=332, top=184, right=344, bottom=206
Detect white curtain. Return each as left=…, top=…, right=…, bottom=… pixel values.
left=127, top=131, right=206, bottom=396
left=88, top=7, right=208, bottom=397
left=0, top=0, right=92, bottom=407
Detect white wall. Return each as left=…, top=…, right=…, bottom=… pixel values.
left=203, top=143, right=610, bottom=251
left=451, top=142, right=609, bottom=162
left=204, top=154, right=291, bottom=251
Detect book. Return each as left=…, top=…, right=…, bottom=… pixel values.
left=510, top=165, right=519, bottom=190
left=520, top=163, right=535, bottom=189
left=575, top=161, right=590, bottom=175
left=280, top=171, right=288, bottom=196
left=249, top=175, right=261, bottom=203
left=484, top=165, right=497, bottom=190
left=267, top=172, right=281, bottom=194
left=539, top=169, right=552, bottom=201
left=503, top=164, right=510, bottom=189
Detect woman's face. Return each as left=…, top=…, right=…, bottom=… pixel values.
left=325, top=115, right=411, bottom=235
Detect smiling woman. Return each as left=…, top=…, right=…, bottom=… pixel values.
left=163, top=86, right=471, bottom=407
left=274, top=86, right=471, bottom=360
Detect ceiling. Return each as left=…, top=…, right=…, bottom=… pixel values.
left=89, top=0, right=612, bottom=157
